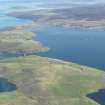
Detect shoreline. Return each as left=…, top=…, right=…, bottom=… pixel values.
left=0, top=5, right=105, bottom=105
left=8, top=6, right=105, bottom=30
left=0, top=23, right=104, bottom=71
left=0, top=8, right=104, bottom=71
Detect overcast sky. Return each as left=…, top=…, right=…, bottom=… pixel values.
left=0, top=0, right=105, bottom=10
left=0, top=0, right=105, bottom=3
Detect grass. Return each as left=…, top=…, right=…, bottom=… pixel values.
left=0, top=28, right=48, bottom=54
left=0, top=92, right=37, bottom=105
left=0, top=55, right=104, bottom=105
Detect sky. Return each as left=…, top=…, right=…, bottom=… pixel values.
left=0, top=0, right=105, bottom=4
left=0, top=0, right=105, bottom=11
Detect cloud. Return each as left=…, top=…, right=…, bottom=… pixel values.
left=0, top=0, right=105, bottom=5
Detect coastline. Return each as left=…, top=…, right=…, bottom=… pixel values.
left=0, top=55, right=105, bottom=105
left=8, top=6, right=105, bottom=29
left=0, top=23, right=49, bottom=55
left=0, top=21, right=104, bottom=70
left=0, top=7, right=105, bottom=105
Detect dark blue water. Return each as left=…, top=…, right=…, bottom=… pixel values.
left=0, top=78, right=17, bottom=92
left=32, top=26, right=105, bottom=70
left=87, top=89, right=105, bottom=105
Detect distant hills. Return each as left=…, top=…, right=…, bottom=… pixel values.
left=9, top=4, right=105, bottom=20
left=53, top=4, right=105, bottom=20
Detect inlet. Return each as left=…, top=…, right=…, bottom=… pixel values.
left=0, top=78, right=17, bottom=92
left=87, top=89, right=105, bottom=105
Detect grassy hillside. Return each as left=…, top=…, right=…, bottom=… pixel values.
left=0, top=55, right=104, bottom=105
left=0, top=28, right=48, bottom=54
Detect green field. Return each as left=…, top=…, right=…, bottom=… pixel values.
left=0, top=55, right=104, bottom=105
